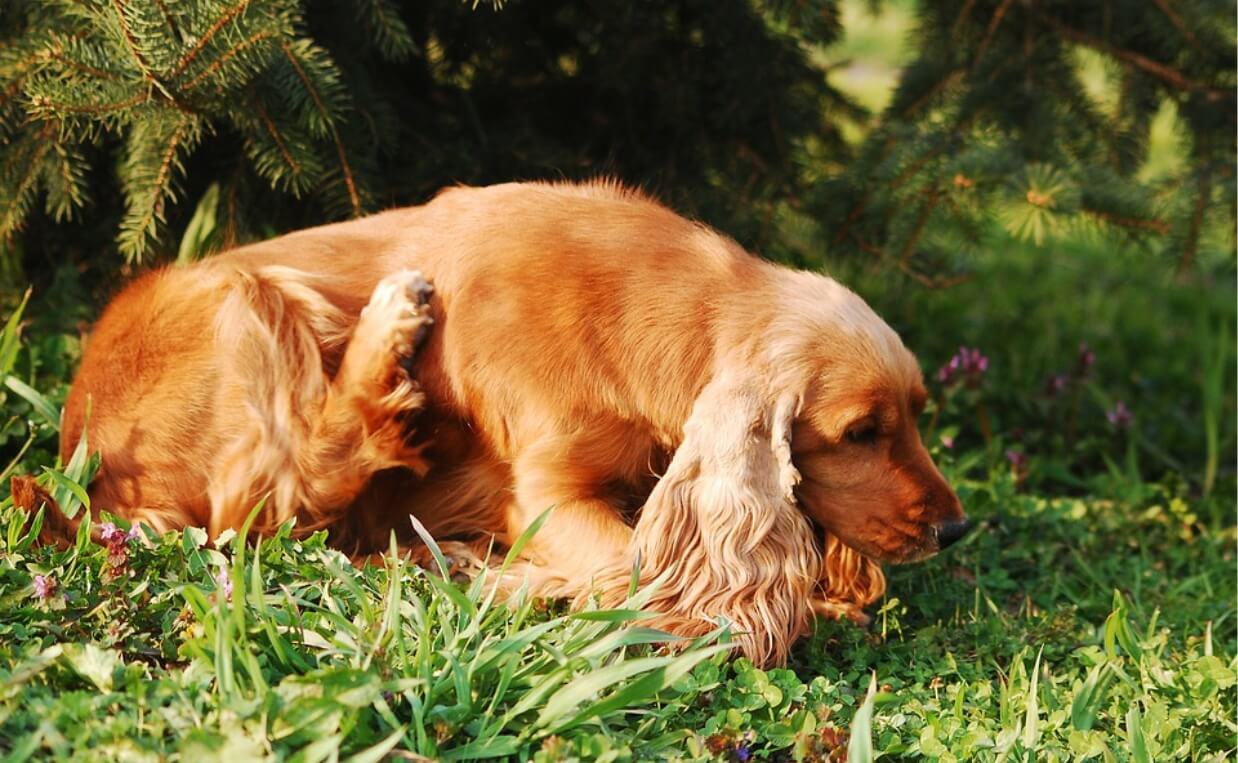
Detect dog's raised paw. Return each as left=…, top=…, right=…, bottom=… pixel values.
left=351, top=270, right=435, bottom=397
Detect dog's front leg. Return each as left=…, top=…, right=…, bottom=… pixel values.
left=499, top=431, right=636, bottom=598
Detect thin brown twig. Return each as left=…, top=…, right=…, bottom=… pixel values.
left=950, top=0, right=978, bottom=39
left=1033, top=11, right=1228, bottom=101
left=898, top=187, right=941, bottom=263
left=971, top=0, right=1014, bottom=73
left=1150, top=0, right=1202, bottom=54
left=1080, top=206, right=1170, bottom=236
left=1177, top=160, right=1213, bottom=277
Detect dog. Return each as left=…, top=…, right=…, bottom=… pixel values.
left=55, top=181, right=968, bottom=665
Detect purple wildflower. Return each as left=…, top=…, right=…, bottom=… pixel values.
left=32, top=574, right=56, bottom=600
left=98, top=522, right=121, bottom=543
left=734, top=743, right=751, bottom=762
left=215, top=569, right=233, bottom=601
left=1106, top=400, right=1134, bottom=429
left=98, top=521, right=140, bottom=580
left=1005, top=449, right=1027, bottom=468
left=1076, top=342, right=1095, bottom=375
left=1044, top=373, right=1069, bottom=397
left=937, top=346, right=989, bottom=388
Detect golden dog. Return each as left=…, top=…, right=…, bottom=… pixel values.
left=58, top=181, right=968, bottom=665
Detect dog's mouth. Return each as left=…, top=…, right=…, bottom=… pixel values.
left=812, top=520, right=971, bottom=565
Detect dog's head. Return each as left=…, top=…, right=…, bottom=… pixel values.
left=765, top=273, right=968, bottom=564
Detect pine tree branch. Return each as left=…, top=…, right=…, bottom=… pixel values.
left=172, top=0, right=252, bottom=78
left=49, top=47, right=120, bottom=80
left=35, top=91, right=148, bottom=115
left=0, top=125, right=54, bottom=237
left=1150, top=0, right=1203, bottom=55
left=254, top=100, right=301, bottom=176
left=950, top=0, right=978, bottom=39
left=110, top=0, right=157, bottom=81
left=1032, top=11, right=1229, bottom=102
left=122, top=117, right=196, bottom=257
left=971, top=0, right=1014, bottom=73
left=1080, top=206, right=1169, bottom=235
left=898, top=186, right=940, bottom=263
left=0, top=47, right=45, bottom=111
left=152, top=0, right=181, bottom=42
left=280, top=41, right=361, bottom=216
left=1177, top=161, right=1212, bottom=277
left=182, top=30, right=275, bottom=91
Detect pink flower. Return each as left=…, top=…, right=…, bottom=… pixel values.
left=1076, top=342, right=1095, bottom=375
left=1044, top=373, right=1069, bottom=397
left=1005, top=449, right=1027, bottom=468
left=940, top=434, right=955, bottom=449
left=32, top=574, right=56, bottom=600
left=98, top=521, right=140, bottom=580
left=1106, top=400, right=1134, bottom=429
left=98, top=522, right=121, bottom=543
left=215, top=569, right=233, bottom=601
left=937, top=346, right=989, bottom=388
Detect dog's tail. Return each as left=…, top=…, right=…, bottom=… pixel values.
left=206, top=264, right=353, bottom=538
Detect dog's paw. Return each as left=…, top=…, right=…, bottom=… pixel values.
left=347, top=270, right=434, bottom=407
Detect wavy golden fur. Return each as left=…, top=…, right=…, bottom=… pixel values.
left=58, top=181, right=966, bottom=665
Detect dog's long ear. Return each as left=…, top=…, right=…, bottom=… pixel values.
left=618, top=369, right=820, bottom=666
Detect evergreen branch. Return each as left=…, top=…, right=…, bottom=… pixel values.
left=895, top=259, right=973, bottom=289
left=182, top=30, right=274, bottom=91
left=172, top=0, right=251, bottom=78
left=119, top=115, right=199, bottom=258
left=897, top=70, right=962, bottom=120
left=845, top=230, right=974, bottom=289
left=970, top=0, right=1014, bottom=73
left=0, top=46, right=45, bottom=111
left=280, top=41, right=360, bottom=216
left=152, top=0, right=181, bottom=42
left=898, top=187, right=940, bottom=263
left=1176, top=161, right=1212, bottom=277
left=1032, top=11, right=1229, bottom=102
left=254, top=99, right=300, bottom=176
left=34, top=91, right=148, bottom=115
left=0, top=125, right=54, bottom=237
left=950, top=0, right=977, bottom=39
left=1150, top=0, right=1203, bottom=55
left=49, top=48, right=119, bottom=80
left=1080, top=206, right=1169, bottom=236
left=110, top=0, right=157, bottom=81
left=1, top=75, right=28, bottom=112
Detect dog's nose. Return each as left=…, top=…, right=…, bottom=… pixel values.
left=934, top=518, right=972, bottom=549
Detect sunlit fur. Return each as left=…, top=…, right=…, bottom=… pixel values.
left=58, top=181, right=963, bottom=666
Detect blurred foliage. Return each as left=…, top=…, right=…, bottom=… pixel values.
left=0, top=0, right=1233, bottom=292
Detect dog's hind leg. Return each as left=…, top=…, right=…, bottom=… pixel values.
left=206, top=267, right=436, bottom=540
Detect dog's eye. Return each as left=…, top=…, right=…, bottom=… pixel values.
left=845, top=424, right=878, bottom=445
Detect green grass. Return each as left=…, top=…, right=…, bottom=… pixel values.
left=0, top=462, right=1233, bottom=760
